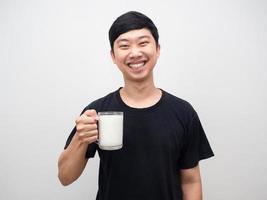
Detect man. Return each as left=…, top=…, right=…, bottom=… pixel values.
left=58, top=11, right=214, bottom=200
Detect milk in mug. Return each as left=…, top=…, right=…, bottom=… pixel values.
left=98, top=112, right=123, bottom=150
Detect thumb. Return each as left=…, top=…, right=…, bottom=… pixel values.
left=84, top=109, right=97, bottom=117
left=84, top=109, right=99, bottom=122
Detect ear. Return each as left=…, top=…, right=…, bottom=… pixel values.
left=110, top=50, right=116, bottom=64
left=156, top=44, right=161, bottom=58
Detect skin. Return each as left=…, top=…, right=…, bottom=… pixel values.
left=181, top=165, right=202, bottom=200
left=58, top=109, right=98, bottom=186
left=58, top=28, right=203, bottom=199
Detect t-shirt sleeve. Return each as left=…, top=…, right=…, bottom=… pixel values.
left=63, top=106, right=98, bottom=159
left=179, top=111, right=214, bottom=169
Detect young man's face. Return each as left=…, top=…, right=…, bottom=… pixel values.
left=111, top=28, right=160, bottom=83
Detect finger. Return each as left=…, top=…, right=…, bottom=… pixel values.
left=76, top=114, right=97, bottom=124
left=84, top=109, right=97, bottom=117
left=83, top=135, right=98, bottom=144
left=76, top=124, right=97, bottom=132
left=81, top=115, right=97, bottom=124
left=77, top=130, right=98, bottom=141
left=75, top=130, right=98, bottom=144
left=83, top=129, right=98, bottom=137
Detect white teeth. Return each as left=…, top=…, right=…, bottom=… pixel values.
left=129, top=62, right=145, bottom=68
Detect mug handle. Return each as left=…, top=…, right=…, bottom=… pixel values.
left=93, top=114, right=100, bottom=145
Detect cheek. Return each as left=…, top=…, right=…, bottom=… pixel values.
left=145, top=46, right=158, bottom=56
left=148, top=50, right=159, bottom=61
left=113, top=51, right=128, bottom=63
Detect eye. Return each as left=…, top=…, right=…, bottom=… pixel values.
left=119, top=44, right=129, bottom=49
left=139, top=41, right=149, bottom=46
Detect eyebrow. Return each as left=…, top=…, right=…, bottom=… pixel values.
left=116, top=35, right=151, bottom=43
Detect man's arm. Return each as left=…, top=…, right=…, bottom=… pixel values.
left=58, top=136, right=89, bottom=186
left=180, top=164, right=202, bottom=200
left=58, top=110, right=99, bottom=186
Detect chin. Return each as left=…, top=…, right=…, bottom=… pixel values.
left=125, top=72, right=153, bottom=83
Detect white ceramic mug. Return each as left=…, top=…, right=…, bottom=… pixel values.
left=97, top=112, right=123, bottom=150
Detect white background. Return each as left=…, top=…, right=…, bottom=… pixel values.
left=1, top=0, right=266, bottom=199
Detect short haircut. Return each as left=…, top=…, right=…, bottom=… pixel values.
left=108, top=11, right=159, bottom=50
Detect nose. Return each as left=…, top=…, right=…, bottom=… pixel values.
left=129, top=46, right=142, bottom=59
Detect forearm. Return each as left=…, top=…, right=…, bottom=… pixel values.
left=58, top=136, right=88, bottom=186
left=180, top=165, right=202, bottom=200
left=181, top=181, right=202, bottom=200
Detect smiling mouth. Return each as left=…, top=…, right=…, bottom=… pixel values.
left=127, top=61, right=147, bottom=69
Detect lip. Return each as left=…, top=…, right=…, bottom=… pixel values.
left=126, top=62, right=147, bottom=74
left=129, top=65, right=145, bottom=73
left=128, top=61, right=146, bottom=68
left=126, top=59, right=148, bottom=67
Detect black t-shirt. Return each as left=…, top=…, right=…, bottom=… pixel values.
left=65, top=88, right=214, bottom=200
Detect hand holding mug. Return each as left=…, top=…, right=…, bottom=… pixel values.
left=75, top=109, right=99, bottom=144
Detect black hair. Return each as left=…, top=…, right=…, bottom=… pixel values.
left=108, top=11, right=159, bottom=50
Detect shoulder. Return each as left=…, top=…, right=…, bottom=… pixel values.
left=163, top=90, right=195, bottom=114
left=161, top=90, right=204, bottom=135
left=161, top=90, right=199, bottom=125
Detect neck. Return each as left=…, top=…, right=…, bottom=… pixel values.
left=120, top=75, right=162, bottom=108
left=122, top=75, right=157, bottom=100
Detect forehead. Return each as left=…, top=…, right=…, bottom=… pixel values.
left=115, top=28, right=153, bottom=42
